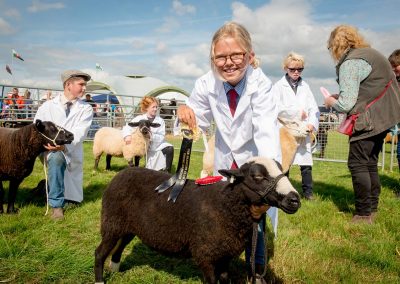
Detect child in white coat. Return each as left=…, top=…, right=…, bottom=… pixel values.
left=122, top=96, right=174, bottom=172
left=274, top=52, right=319, bottom=199
left=177, top=21, right=280, bottom=282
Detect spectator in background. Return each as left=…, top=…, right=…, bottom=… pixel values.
left=274, top=52, right=320, bottom=200
left=388, top=49, right=400, bottom=175
left=84, top=93, right=97, bottom=116
left=23, top=89, right=33, bottom=119
left=324, top=25, right=400, bottom=223
left=40, top=90, right=53, bottom=105
left=7, top=88, right=19, bottom=119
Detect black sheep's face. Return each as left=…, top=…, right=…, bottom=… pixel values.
left=128, top=119, right=161, bottom=135
left=35, top=120, right=74, bottom=145
left=219, top=157, right=301, bottom=214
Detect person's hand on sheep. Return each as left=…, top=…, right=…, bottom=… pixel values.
left=300, top=110, right=308, bottom=120
left=44, top=143, right=65, bottom=151
left=250, top=204, right=270, bottom=219
left=124, top=135, right=132, bottom=145
left=177, top=105, right=197, bottom=130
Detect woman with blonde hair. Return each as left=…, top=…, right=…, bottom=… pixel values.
left=323, top=25, right=400, bottom=223
left=122, top=96, right=174, bottom=173
left=274, top=51, right=319, bottom=200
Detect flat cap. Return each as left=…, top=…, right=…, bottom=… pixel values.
left=61, top=69, right=91, bottom=85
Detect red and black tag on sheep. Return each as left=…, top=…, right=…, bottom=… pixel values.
left=0, top=120, right=73, bottom=214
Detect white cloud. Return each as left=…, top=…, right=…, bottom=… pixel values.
left=172, top=0, right=196, bottom=16
left=0, top=17, right=13, bottom=34
left=4, top=8, right=21, bottom=19
left=28, top=0, right=65, bottom=13
left=164, top=43, right=209, bottom=78
left=156, top=41, right=168, bottom=54
left=156, top=17, right=180, bottom=33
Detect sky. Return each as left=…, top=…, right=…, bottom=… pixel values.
left=0, top=0, right=399, bottom=105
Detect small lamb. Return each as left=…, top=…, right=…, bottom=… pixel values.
left=93, top=120, right=160, bottom=170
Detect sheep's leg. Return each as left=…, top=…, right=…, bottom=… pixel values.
left=134, top=156, right=140, bottom=167
left=198, top=261, right=217, bottom=284
left=110, top=233, right=135, bottom=271
left=0, top=181, right=4, bottom=214
left=94, top=235, right=120, bottom=283
left=94, top=154, right=101, bottom=170
left=215, top=258, right=231, bottom=284
left=7, top=179, right=22, bottom=214
left=128, top=160, right=133, bottom=167
left=106, top=154, right=112, bottom=170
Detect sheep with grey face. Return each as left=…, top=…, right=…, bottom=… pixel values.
left=94, top=157, right=300, bottom=284
left=0, top=120, right=74, bottom=213
left=93, top=119, right=160, bottom=170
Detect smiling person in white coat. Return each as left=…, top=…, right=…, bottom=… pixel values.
left=273, top=52, right=320, bottom=200
left=122, top=96, right=174, bottom=173
left=34, top=70, right=93, bottom=220
left=177, top=21, right=280, bottom=282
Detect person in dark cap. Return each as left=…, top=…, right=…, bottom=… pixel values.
left=34, top=69, right=93, bottom=220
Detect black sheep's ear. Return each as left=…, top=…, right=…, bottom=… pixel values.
left=219, top=168, right=244, bottom=183
left=35, top=119, right=45, bottom=132
left=274, top=160, right=283, bottom=172
left=150, top=123, right=161, bottom=128
left=128, top=122, right=139, bottom=127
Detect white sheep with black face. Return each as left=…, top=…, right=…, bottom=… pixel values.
left=93, top=119, right=160, bottom=170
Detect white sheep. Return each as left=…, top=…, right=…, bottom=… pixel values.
left=200, top=117, right=310, bottom=177
left=93, top=120, right=160, bottom=170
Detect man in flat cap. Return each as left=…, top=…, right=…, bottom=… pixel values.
left=34, top=70, right=93, bottom=220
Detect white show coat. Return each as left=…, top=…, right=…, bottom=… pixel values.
left=189, top=67, right=281, bottom=171
left=34, top=95, right=93, bottom=203
left=274, top=76, right=320, bottom=166
left=188, top=67, right=281, bottom=234
left=122, top=114, right=172, bottom=171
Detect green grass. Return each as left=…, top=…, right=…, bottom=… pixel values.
left=1, top=140, right=400, bottom=283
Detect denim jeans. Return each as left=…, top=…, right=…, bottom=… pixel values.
left=47, top=151, right=66, bottom=208
left=245, top=215, right=266, bottom=267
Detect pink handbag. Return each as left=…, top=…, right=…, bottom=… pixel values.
left=337, top=114, right=359, bottom=136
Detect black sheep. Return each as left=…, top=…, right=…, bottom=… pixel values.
left=0, top=120, right=74, bottom=213
left=94, top=157, right=301, bottom=284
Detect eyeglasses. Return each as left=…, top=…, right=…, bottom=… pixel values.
left=213, top=52, right=246, bottom=66
left=288, top=68, right=304, bottom=72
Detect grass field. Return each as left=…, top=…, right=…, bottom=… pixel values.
left=0, top=139, right=399, bottom=283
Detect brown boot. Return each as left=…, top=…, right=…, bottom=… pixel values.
left=351, top=214, right=372, bottom=224
left=51, top=208, right=64, bottom=220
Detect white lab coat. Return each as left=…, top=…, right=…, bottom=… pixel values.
left=34, top=95, right=93, bottom=203
left=122, top=114, right=172, bottom=171
left=274, top=76, right=320, bottom=166
left=188, top=67, right=281, bottom=234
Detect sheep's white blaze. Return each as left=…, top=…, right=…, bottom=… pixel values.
left=248, top=157, right=298, bottom=195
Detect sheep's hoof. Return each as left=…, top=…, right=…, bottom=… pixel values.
left=6, top=207, right=19, bottom=214
left=110, top=260, right=120, bottom=272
